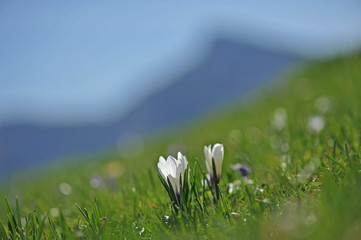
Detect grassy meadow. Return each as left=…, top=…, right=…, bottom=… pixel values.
left=1, top=52, right=361, bottom=239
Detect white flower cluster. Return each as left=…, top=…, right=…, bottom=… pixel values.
left=157, top=144, right=224, bottom=199
left=157, top=152, right=188, bottom=197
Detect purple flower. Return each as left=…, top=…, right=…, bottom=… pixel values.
left=230, top=164, right=250, bottom=180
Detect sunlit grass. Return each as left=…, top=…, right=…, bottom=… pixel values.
left=1, top=53, right=361, bottom=239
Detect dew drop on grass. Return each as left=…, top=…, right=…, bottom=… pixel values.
left=307, top=115, right=325, bottom=133
left=281, top=143, right=289, bottom=152
left=59, top=183, right=72, bottom=195
left=50, top=208, right=59, bottom=217
left=90, top=175, right=104, bottom=188
left=282, top=154, right=291, bottom=163
left=314, top=96, right=330, bottom=114
left=255, top=187, right=264, bottom=194
left=281, top=162, right=287, bottom=170
left=272, top=108, right=287, bottom=131
left=328, top=139, right=335, bottom=147
left=246, top=179, right=254, bottom=185
left=228, top=180, right=241, bottom=193
left=228, top=183, right=235, bottom=194
left=104, top=161, right=124, bottom=178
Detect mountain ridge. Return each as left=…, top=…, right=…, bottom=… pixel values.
left=0, top=37, right=301, bottom=177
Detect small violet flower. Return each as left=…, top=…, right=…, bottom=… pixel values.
left=230, top=163, right=250, bottom=181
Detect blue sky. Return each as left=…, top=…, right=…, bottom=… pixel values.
left=1, top=1, right=361, bottom=126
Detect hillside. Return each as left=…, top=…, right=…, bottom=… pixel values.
left=1, top=52, right=361, bottom=239
left=0, top=38, right=299, bottom=177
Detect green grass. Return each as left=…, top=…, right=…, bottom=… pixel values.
left=1, top=52, right=361, bottom=239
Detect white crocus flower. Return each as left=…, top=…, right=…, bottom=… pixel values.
left=158, top=152, right=188, bottom=198
left=204, top=143, right=224, bottom=186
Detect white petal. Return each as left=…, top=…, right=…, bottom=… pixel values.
left=167, top=156, right=179, bottom=178
left=180, top=152, right=190, bottom=186
left=157, top=156, right=168, bottom=181
left=212, top=144, right=224, bottom=176
left=177, top=152, right=183, bottom=161
left=204, top=145, right=212, bottom=173
left=167, top=175, right=179, bottom=195
left=178, top=152, right=188, bottom=172
left=158, top=157, right=168, bottom=172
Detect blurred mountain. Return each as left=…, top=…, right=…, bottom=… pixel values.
left=0, top=38, right=300, bottom=177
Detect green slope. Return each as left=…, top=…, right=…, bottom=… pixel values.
left=1, top=52, right=361, bottom=239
